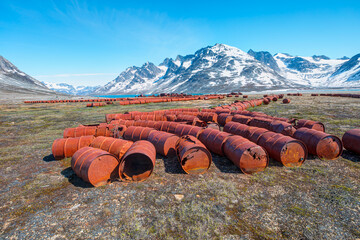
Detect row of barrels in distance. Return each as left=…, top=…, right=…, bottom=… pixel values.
left=23, top=94, right=225, bottom=104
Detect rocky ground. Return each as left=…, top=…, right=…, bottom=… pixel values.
left=0, top=95, right=359, bottom=239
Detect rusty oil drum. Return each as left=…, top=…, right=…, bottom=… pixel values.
left=90, top=136, right=133, bottom=159
left=293, top=128, right=342, bottom=160
left=71, top=147, right=119, bottom=187
left=223, top=136, right=268, bottom=174
left=174, top=124, right=204, bottom=138
left=52, top=135, right=95, bottom=160
left=63, top=126, right=97, bottom=138
left=118, top=140, right=156, bottom=182
left=198, top=128, right=232, bottom=156
left=123, top=126, right=156, bottom=142
left=175, top=135, right=212, bottom=174
left=342, top=129, right=360, bottom=155
left=257, top=132, right=307, bottom=167
left=217, top=113, right=233, bottom=126
left=147, top=131, right=179, bottom=157
left=295, top=119, right=325, bottom=132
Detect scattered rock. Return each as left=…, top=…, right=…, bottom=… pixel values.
left=174, top=194, right=184, bottom=201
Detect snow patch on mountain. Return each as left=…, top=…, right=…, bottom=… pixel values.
left=43, top=82, right=100, bottom=95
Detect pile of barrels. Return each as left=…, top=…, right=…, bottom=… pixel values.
left=311, top=93, right=360, bottom=98
left=50, top=97, right=360, bottom=187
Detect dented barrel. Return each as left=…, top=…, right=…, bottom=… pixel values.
left=269, top=120, right=296, bottom=136
left=71, top=147, right=119, bottom=187
left=119, top=140, right=156, bottom=182
left=175, top=135, right=212, bottom=174
left=223, top=136, right=268, bottom=174
left=342, top=129, right=360, bottom=155
left=293, top=128, right=342, bottom=160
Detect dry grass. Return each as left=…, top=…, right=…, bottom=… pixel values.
left=0, top=95, right=359, bottom=239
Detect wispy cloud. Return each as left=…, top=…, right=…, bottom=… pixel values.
left=35, top=73, right=117, bottom=78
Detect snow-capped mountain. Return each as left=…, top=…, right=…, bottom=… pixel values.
left=95, top=44, right=304, bottom=94
left=327, top=54, right=360, bottom=87
left=273, top=53, right=348, bottom=87
left=96, top=44, right=360, bottom=95
left=0, top=55, right=55, bottom=95
left=43, top=82, right=100, bottom=96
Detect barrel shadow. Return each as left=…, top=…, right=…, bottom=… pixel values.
left=43, top=154, right=56, bottom=162
left=341, top=150, right=360, bottom=163
left=211, top=154, right=243, bottom=174
left=267, top=158, right=284, bottom=167
left=61, top=167, right=93, bottom=188
left=161, top=155, right=185, bottom=174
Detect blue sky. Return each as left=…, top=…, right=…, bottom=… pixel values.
left=0, top=0, right=359, bottom=86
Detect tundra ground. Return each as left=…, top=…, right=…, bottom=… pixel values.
left=0, top=95, right=359, bottom=239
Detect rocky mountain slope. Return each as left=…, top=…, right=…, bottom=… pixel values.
left=95, top=44, right=360, bottom=95
left=0, top=56, right=55, bottom=96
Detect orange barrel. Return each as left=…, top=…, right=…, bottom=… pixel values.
left=133, top=120, right=158, bottom=128
left=232, top=114, right=252, bottom=124
left=248, top=117, right=273, bottom=129
left=63, top=126, right=97, bottom=138
left=123, top=126, right=156, bottom=142
left=282, top=98, right=290, bottom=104
left=223, top=136, right=268, bottom=174
left=175, top=135, right=212, bottom=174
left=257, top=132, right=307, bottom=167
left=71, top=147, right=119, bottom=187
left=175, top=114, right=200, bottom=124
left=295, top=119, right=325, bottom=132
left=293, top=128, right=342, bottom=160
left=342, top=129, right=360, bottom=155
left=174, top=124, right=204, bottom=138
left=147, top=131, right=179, bottom=157
left=52, top=135, right=95, bottom=160
left=198, top=128, right=232, bottom=156
left=197, top=112, right=218, bottom=122
left=217, top=113, right=233, bottom=126
left=268, top=120, right=296, bottom=136
left=95, top=123, right=116, bottom=137
left=90, top=136, right=133, bottom=159
left=118, top=140, right=156, bottom=181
